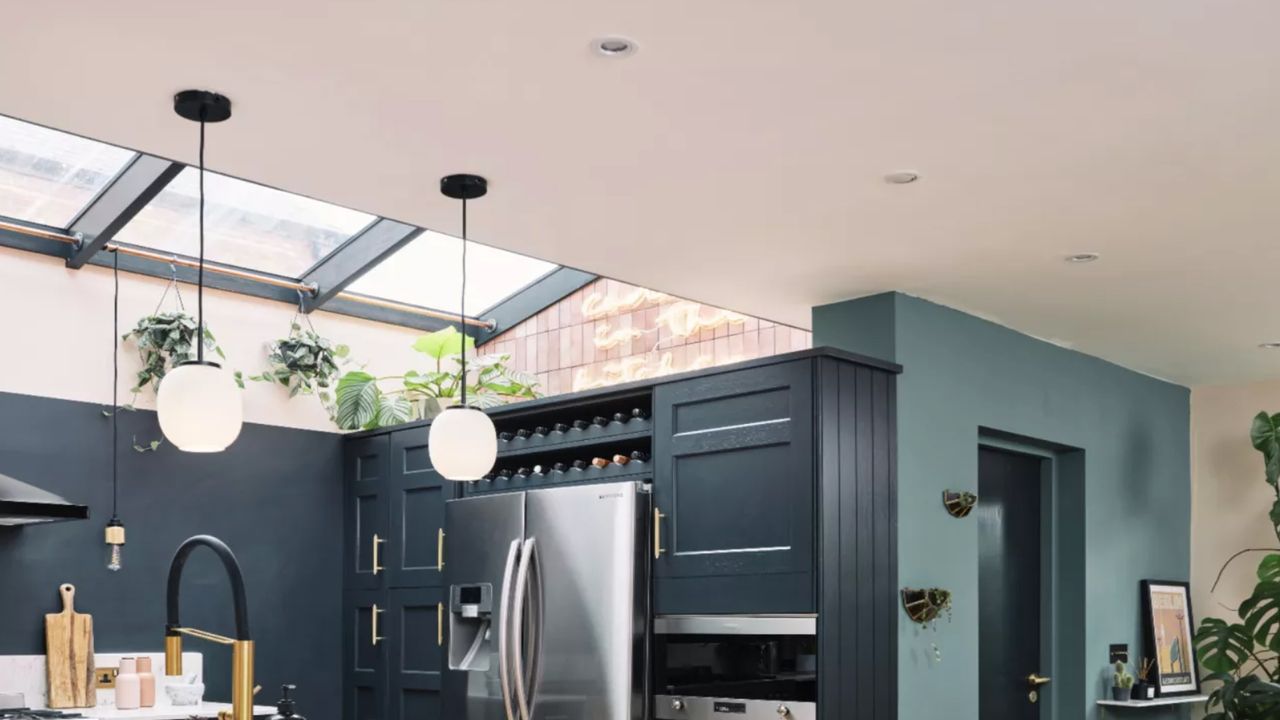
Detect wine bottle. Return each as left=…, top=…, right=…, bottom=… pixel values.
left=498, top=469, right=513, bottom=479
left=498, top=432, right=514, bottom=442
left=572, top=419, right=590, bottom=430
left=533, top=426, right=549, bottom=436
left=531, top=464, right=544, bottom=475
left=631, top=408, right=649, bottom=420
left=612, top=454, right=630, bottom=465
left=552, top=423, right=569, bottom=433
left=591, top=416, right=609, bottom=427
left=630, top=450, right=649, bottom=462
left=516, top=429, right=532, bottom=439
left=612, top=412, right=628, bottom=424
left=516, top=467, right=532, bottom=477
left=551, top=463, right=568, bottom=473
left=571, top=460, right=588, bottom=470
left=591, top=457, right=609, bottom=469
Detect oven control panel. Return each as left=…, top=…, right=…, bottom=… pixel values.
left=655, top=695, right=815, bottom=720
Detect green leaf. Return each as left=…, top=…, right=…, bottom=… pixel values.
left=1196, top=617, right=1253, bottom=673
left=336, top=371, right=381, bottom=430
left=374, top=393, right=412, bottom=427
left=1252, top=411, right=1280, bottom=487
left=412, top=327, right=474, bottom=360
left=1240, top=581, right=1280, bottom=652
left=334, top=344, right=350, bottom=358
left=1260, top=554, right=1280, bottom=583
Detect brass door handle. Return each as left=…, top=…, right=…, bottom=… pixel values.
left=372, top=534, right=386, bottom=575
left=437, top=602, right=444, bottom=647
left=371, top=603, right=385, bottom=646
left=438, top=528, right=445, bottom=570
left=1027, top=674, right=1051, bottom=686
left=654, top=509, right=666, bottom=559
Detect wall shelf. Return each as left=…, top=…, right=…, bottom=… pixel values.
left=1096, top=694, right=1207, bottom=709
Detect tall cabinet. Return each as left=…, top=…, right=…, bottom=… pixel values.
left=343, top=427, right=451, bottom=720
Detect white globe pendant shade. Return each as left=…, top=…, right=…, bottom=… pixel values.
left=429, top=406, right=497, bottom=481
left=156, top=361, right=243, bottom=453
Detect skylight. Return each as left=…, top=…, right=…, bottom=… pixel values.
left=0, top=115, right=136, bottom=228
left=347, top=230, right=558, bottom=314
left=118, top=167, right=376, bottom=278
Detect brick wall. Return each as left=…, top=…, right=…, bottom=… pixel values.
left=479, top=277, right=812, bottom=396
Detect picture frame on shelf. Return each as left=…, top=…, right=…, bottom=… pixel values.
left=1139, top=580, right=1200, bottom=697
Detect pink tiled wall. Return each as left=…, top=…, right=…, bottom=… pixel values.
left=479, top=277, right=812, bottom=396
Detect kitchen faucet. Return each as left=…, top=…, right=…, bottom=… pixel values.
left=163, top=535, right=254, bottom=720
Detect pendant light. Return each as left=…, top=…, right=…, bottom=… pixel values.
left=155, top=90, right=243, bottom=452
left=105, top=248, right=126, bottom=570
left=428, top=174, right=497, bottom=481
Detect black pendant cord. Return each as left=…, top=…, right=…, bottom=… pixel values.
left=196, top=113, right=206, bottom=363
left=111, top=247, right=120, bottom=520
left=460, top=197, right=468, bottom=409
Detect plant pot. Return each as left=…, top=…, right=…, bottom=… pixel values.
left=1130, top=683, right=1155, bottom=701
left=1112, top=687, right=1130, bottom=701
left=420, top=396, right=457, bottom=420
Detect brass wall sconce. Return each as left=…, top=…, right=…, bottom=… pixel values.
left=901, top=587, right=953, bottom=625
left=942, top=490, right=977, bottom=518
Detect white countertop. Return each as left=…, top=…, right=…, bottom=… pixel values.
left=77, top=702, right=278, bottom=719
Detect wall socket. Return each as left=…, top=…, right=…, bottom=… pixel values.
left=1109, top=643, right=1129, bottom=664
left=95, top=667, right=117, bottom=689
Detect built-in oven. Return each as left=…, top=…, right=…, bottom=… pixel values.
left=653, top=615, right=817, bottom=720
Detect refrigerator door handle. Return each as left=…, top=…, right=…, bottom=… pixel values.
left=497, top=539, right=521, bottom=720
left=512, top=537, right=539, bottom=720
left=527, top=542, right=544, bottom=719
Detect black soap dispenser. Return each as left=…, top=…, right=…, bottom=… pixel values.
left=268, top=684, right=305, bottom=720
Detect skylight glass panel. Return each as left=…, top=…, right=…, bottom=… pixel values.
left=347, top=230, right=558, bottom=314
left=119, top=167, right=376, bottom=278
left=0, top=115, right=136, bottom=227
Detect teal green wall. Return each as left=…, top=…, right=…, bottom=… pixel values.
left=813, top=293, right=1192, bottom=720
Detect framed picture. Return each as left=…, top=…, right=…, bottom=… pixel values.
left=1140, top=580, right=1200, bottom=697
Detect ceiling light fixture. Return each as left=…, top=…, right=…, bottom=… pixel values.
left=428, top=174, right=498, bottom=481
left=594, top=37, right=637, bottom=57
left=105, top=248, right=125, bottom=570
left=884, top=171, right=920, bottom=185
left=156, top=90, right=243, bottom=453
left=1064, top=253, right=1100, bottom=264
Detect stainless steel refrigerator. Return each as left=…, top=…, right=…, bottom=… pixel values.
left=443, top=481, right=650, bottom=720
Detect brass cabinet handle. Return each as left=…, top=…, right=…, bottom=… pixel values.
left=1027, top=674, right=1051, bottom=686
left=371, top=603, right=385, bottom=646
left=437, top=602, right=444, bottom=647
left=438, top=528, right=445, bottom=570
left=372, top=534, right=386, bottom=575
left=653, top=509, right=666, bottom=559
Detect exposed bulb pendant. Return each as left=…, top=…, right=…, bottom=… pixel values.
left=105, top=248, right=126, bottom=571
left=156, top=90, right=243, bottom=453
left=428, top=174, right=497, bottom=481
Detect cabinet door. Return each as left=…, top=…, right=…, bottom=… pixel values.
left=387, top=587, right=446, bottom=720
left=653, top=360, right=815, bottom=613
left=343, top=590, right=388, bottom=720
left=388, top=428, right=448, bottom=588
left=346, top=435, right=391, bottom=590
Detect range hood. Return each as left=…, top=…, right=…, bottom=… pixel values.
left=0, top=472, right=90, bottom=526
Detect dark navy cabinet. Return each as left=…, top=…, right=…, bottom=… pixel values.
left=652, top=360, right=816, bottom=614
left=342, top=590, right=387, bottom=720
left=386, top=587, right=446, bottom=720
left=345, top=436, right=390, bottom=591
left=387, top=428, right=447, bottom=588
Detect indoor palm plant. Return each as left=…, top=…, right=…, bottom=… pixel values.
left=334, top=327, right=538, bottom=431
left=1193, top=412, right=1280, bottom=718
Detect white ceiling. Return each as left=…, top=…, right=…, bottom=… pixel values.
left=2, top=1, right=1278, bottom=386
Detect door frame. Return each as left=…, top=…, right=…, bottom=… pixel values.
left=979, top=428, right=1086, bottom=720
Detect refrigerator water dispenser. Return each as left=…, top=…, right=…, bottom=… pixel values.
left=449, top=583, right=494, bottom=671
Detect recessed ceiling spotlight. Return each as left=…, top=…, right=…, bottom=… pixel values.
left=1064, top=253, right=1100, bottom=263
left=595, top=37, right=637, bottom=57
left=884, top=171, right=919, bottom=185
left=1259, top=342, right=1280, bottom=350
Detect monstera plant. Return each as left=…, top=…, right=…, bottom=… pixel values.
left=333, top=327, right=539, bottom=431
left=1193, top=412, right=1280, bottom=719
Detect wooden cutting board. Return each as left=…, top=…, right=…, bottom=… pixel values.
left=45, top=583, right=95, bottom=708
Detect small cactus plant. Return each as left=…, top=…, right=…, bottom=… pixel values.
left=1114, top=661, right=1135, bottom=689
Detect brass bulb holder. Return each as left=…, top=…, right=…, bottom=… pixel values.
left=105, top=520, right=126, bottom=546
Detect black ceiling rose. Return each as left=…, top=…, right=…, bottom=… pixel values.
left=173, top=90, right=232, bottom=123
left=440, top=173, right=488, bottom=201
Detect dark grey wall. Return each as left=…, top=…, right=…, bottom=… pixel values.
left=0, top=390, right=343, bottom=716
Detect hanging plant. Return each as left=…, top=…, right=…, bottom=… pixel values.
left=123, top=311, right=225, bottom=395
left=333, top=327, right=539, bottom=431
left=247, top=318, right=350, bottom=417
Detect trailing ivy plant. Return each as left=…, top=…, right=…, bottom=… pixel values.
left=247, top=321, right=350, bottom=418
left=122, top=311, right=225, bottom=395
left=334, top=327, right=539, bottom=431
left=1193, top=411, right=1280, bottom=719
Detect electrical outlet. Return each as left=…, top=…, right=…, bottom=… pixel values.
left=1109, top=643, right=1129, bottom=664
left=96, top=667, right=118, bottom=689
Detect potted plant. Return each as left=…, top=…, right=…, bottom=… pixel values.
left=246, top=321, right=350, bottom=420
left=1113, top=661, right=1134, bottom=701
left=123, top=311, right=225, bottom=396
left=1131, top=657, right=1156, bottom=700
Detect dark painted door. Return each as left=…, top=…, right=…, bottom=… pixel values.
left=343, top=589, right=388, bottom=720
left=388, top=428, right=448, bottom=588
left=978, top=447, right=1047, bottom=719
left=387, top=587, right=446, bottom=720
left=652, top=360, right=815, bottom=614
left=346, top=436, right=391, bottom=590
